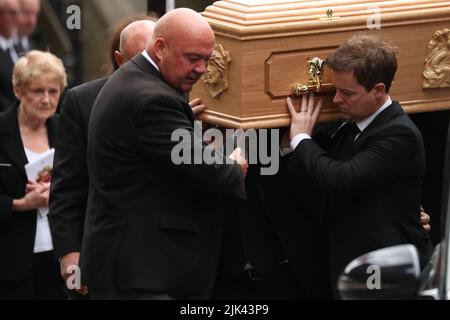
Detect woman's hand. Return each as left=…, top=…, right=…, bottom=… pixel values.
left=13, top=182, right=50, bottom=211
left=26, top=181, right=50, bottom=192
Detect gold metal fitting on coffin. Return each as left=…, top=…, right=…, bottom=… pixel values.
left=326, top=9, right=333, bottom=19
left=291, top=57, right=325, bottom=95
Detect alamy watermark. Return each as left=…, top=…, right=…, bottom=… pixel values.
left=366, top=265, right=381, bottom=290
left=171, top=121, right=281, bottom=175
left=65, top=265, right=81, bottom=290
left=65, top=4, right=382, bottom=31
left=66, top=5, right=81, bottom=30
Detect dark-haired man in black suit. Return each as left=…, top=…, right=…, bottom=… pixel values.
left=286, top=34, right=432, bottom=295
left=0, top=0, right=20, bottom=112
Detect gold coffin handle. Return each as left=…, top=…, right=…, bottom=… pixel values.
left=292, top=84, right=318, bottom=95
left=292, top=57, right=325, bottom=95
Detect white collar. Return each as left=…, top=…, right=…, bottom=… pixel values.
left=142, top=50, right=159, bottom=72
left=19, top=36, right=29, bottom=49
left=355, top=96, right=392, bottom=133
left=0, top=35, right=15, bottom=52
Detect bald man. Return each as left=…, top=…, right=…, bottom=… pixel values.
left=114, top=20, right=152, bottom=66
left=48, top=20, right=156, bottom=299
left=0, top=0, right=20, bottom=111
left=14, top=0, right=40, bottom=55
left=81, top=8, right=246, bottom=300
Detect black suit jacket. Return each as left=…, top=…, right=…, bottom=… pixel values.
left=81, top=54, right=245, bottom=299
left=49, top=76, right=109, bottom=258
left=0, top=48, right=16, bottom=112
left=288, top=102, right=432, bottom=285
left=0, top=104, right=58, bottom=282
left=218, top=147, right=332, bottom=299
left=262, top=157, right=332, bottom=298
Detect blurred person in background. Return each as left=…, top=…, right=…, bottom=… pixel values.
left=14, top=0, right=41, bottom=56
left=0, top=0, right=20, bottom=112
left=106, top=14, right=158, bottom=73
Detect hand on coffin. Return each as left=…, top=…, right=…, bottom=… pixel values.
left=420, top=206, right=431, bottom=233
left=229, top=147, right=248, bottom=177
left=286, top=92, right=322, bottom=138
left=189, top=98, right=207, bottom=118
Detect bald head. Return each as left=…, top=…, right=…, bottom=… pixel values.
left=0, top=0, right=19, bottom=38
left=150, top=8, right=214, bottom=48
left=147, top=8, right=215, bottom=94
left=115, top=19, right=155, bottom=67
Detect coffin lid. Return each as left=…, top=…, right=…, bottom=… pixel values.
left=203, top=0, right=450, bottom=39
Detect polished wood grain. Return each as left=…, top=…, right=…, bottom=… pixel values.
left=192, top=0, right=450, bottom=129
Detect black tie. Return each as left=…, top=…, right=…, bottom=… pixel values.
left=335, top=122, right=360, bottom=160
left=14, top=42, right=25, bottom=57
left=348, top=122, right=361, bottom=140
left=318, top=122, right=361, bottom=222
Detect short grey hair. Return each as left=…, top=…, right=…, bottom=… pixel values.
left=13, top=50, right=67, bottom=90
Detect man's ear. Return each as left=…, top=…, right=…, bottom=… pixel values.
left=114, top=50, right=123, bottom=67
left=374, top=82, right=386, bottom=96
left=153, top=38, right=166, bottom=62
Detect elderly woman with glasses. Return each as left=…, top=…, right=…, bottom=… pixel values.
left=0, top=50, right=67, bottom=299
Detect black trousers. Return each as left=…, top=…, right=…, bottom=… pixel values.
left=0, top=251, right=67, bottom=300
left=212, top=263, right=306, bottom=300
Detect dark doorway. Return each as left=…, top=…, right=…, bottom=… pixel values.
left=410, top=110, right=450, bottom=245
left=148, top=0, right=165, bottom=17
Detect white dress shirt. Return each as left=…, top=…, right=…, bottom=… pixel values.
left=142, top=50, right=159, bottom=72
left=0, top=35, right=19, bottom=63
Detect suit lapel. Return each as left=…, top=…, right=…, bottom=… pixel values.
left=323, top=102, right=404, bottom=220
left=347, top=101, right=403, bottom=154
left=0, top=104, right=28, bottom=178
left=131, top=53, right=195, bottom=124
left=131, top=53, right=163, bottom=81
left=358, top=101, right=403, bottom=140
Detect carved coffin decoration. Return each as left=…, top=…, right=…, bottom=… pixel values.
left=423, top=28, right=450, bottom=88
left=191, top=0, right=450, bottom=129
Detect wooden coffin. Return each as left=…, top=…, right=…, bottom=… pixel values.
left=191, top=0, right=450, bottom=129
